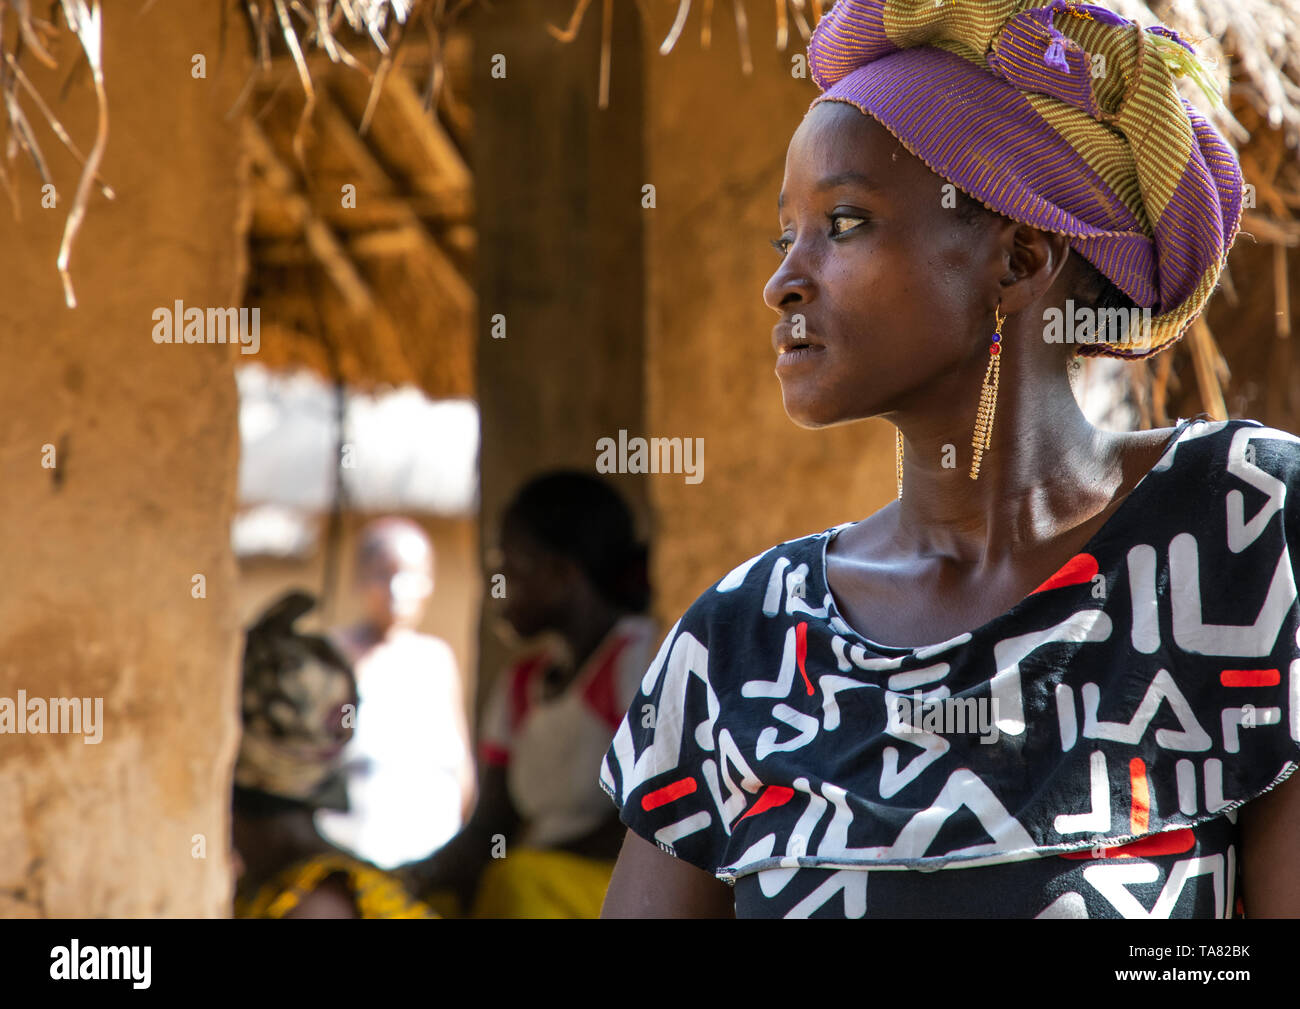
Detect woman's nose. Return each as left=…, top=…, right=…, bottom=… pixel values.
left=763, top=248, right=815, bottom=313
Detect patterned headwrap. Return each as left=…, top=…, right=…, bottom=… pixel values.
left=234, top=591, right=358, bottom=810
left=807, top=0, right=1244, bottom=359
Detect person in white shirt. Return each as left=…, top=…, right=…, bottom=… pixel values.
left=315, top=517, right=475, bottom=869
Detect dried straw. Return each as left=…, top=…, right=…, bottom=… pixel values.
left=0, top=0, right=114, bottom=308
left=6, top=0, right=1300, bottom=313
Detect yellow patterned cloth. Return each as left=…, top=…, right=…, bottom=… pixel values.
left=236, top=853, right=438, bottom=919
left=465, top=848, right=615, bottom=919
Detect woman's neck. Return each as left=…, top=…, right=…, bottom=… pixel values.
left=893, top=347, right=1132, bottom=566
left=548, top=600, right=625, bottom=690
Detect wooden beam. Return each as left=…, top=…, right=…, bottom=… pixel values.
left=1240, top=211, right=1300, bottom=247
left=1151, top=350, right=1172, bottom=427
left=316, top=92, right=400, bottom=195
left=349, top=227, right=429, bottom=257
left=1268, top=243, right=1292, bottom=423
left=255, top=226, right=430, bottom=263
left=316, top=86, right=473, bottom=314
left=388, top=71, right=471, bottom=191
left=1188, top=317, right=1229, bottom=422
left=245, top=118, right=375, bottom=315
left=246, top=117, right=424, bottom=392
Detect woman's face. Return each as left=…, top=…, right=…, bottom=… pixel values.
left=497, top=521, right=568, bottom=640
left=764, top=101, right=998, bottom=427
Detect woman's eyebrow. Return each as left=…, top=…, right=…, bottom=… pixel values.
left=778, top=171, right=880, bottom=210
left=817, top=170, right=879, bottom=192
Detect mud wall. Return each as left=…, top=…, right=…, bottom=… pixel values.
left=0, top=1, right=248, bottom=916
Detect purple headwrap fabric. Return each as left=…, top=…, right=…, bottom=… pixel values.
left=807, top=0, right=1244, bottom=358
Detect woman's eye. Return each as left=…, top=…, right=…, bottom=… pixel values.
left=830, top=213, right=867, bottom=236
left=770, top=213, right=866, bottom=253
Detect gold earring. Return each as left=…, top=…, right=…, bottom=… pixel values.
left=895, top=427, right=904, bottom=499
left=970, top=304, right=1006, bottom=480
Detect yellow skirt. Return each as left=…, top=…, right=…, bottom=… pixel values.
left=466, top=847, right=615, bottom=919
left=237, top=853, right=438, bottom=919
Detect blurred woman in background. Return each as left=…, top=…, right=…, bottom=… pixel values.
left=231, top=590, right=436, bottom=919
left=408, top=471, right=657, bottom=918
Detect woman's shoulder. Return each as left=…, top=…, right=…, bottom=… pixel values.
left=1138, top=417, right=1300, bottom=529
left=672, top=526, right=842, bottom=629
left=1153, top=416, right=1300, bottom=475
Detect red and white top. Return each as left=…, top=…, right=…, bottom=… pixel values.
left=480, top=615, right=659, bottom=849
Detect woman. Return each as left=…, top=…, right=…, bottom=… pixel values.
left=600, top=0, right=1300, bottom=918
left=408, top=471, right=658, bottom=917
left=232, top=590, right=436, bottom=919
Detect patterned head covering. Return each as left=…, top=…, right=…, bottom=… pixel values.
left=234, top=591, right=358, bottom=810
left=807, top=0, right=1244, bottom=359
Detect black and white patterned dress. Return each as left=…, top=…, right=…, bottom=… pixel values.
left=600, top=418, right=1300, bottom=917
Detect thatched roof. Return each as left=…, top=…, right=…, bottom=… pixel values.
left=0, top=0, right=479, bottom=396
left=5, top=0, right=1300, bottom=420
left=244, top=31, right=475, bottom=397
left=235, top=0, right=1300, bottom=406
left=552, top=1, right=1300, bottom=216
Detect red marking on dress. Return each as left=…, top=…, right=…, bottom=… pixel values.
left=795, top=621, right=813, bottom=695
left=737, top=785, right=796, bottom=823
left=1220, top=669, right=1281, bottom=687
left=641, top=777, right=698, bottom=811
left=1029, top=552, right=1099, bottom=595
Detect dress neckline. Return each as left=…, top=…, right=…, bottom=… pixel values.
left=818, top=417, right=1199, bottom=654
left=536, top=613, right=655, bottom=700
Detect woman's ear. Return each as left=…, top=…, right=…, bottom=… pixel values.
left=996, top=222, right=1073, bottom=316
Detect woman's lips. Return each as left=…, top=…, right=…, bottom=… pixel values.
left=775, top=344, right=827, bottom=373
left=772, top=321, right=824, bottom=354
left=772, top=318, right=826, bottom=373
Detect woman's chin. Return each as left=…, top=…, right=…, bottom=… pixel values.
left=779, top=389, right=841, bottom=429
